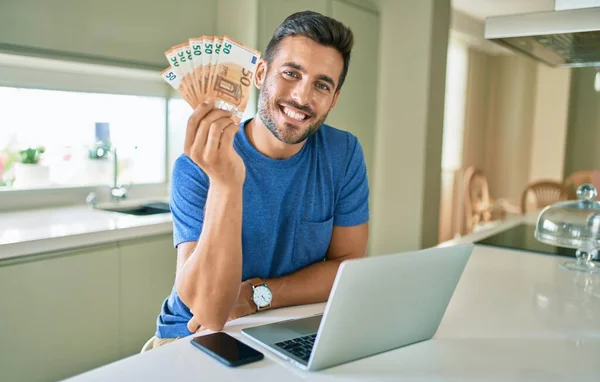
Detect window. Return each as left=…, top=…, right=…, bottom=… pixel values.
left=167, top=98, right=191, bottom=179
left=0, top=52, right=176, bottom=210
left=438, top=37, right=470, bottom=241
left=0, top=87, right=166, bottom=189
left=0, top=52, right=257, bottom=211
left=441, top=38, right=469, bottom=171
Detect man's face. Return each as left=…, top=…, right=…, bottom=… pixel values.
left=256, top=36, right=344, bottom=145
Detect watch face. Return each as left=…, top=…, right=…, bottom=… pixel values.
left=253, top=285, right=272, bottom=308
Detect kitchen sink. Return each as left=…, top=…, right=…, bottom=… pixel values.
left=99, top=201, right=171, bottom=216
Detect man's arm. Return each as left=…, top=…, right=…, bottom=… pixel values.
left=225, top=223, right=368, bottom=322
left=176, top=185, right=243, bottom=331
left=175, top=101, right=247, bottom=332
left=266, top=222, right=368, bottom=309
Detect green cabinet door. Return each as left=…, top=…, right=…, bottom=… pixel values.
left=0, top=0, right=218, bottom=68
left=118, top=234, right=176, bottom=357
left=0, top=244, right=120, bottom=382
left=329, top=0, right=379, bottom=196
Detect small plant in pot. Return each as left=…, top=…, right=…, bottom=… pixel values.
left=14, top=146, right=51, bottom=188
left=19, top=146, right=45, bottom=164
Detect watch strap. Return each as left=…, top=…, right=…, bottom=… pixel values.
left=247, top=277, right=265, bottom=288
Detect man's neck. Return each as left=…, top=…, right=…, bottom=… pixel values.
left=245, top=116, right=306, bottom=160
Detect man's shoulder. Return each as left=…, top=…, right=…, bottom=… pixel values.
left=313, top=124, right=359, bottom=154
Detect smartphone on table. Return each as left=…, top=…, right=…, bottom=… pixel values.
left=190, top=332, right=264, bottom=367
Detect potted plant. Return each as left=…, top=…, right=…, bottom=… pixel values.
left=13, top=146, right=51, bottom=188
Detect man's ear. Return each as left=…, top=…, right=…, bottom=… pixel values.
left=329, top=90, right=341, bottom=111
left=254, top=59, right=268, bottom=90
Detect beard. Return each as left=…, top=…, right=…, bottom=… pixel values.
left=257, top=79, right=329, bottom=145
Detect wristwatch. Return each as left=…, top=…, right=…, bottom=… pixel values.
left=247, top=278, right=272, bottom=311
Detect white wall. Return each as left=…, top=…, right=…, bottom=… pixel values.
left=449, top=9, right=510, bottom=56
left=529, top=64, right=571, bottom=182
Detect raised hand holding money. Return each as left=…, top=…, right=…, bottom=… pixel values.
left=183, top=100, right=245, bottom=188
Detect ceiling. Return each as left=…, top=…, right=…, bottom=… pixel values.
left=452, top=0, right=555, bottom=20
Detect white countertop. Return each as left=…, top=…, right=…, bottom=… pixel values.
left=0, top=199, right=173, bottom=260
left=64, top=223, right=600, bottom=381
left=0, top=202, right=530, bottom=263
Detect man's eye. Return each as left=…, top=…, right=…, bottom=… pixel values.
left=316, top=83, right=330, bottom=91
left=283, top=71, right=298, bottom=78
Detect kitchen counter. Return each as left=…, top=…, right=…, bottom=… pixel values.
left=439, top=211, right=539, bottom=247
left=64, top=229, right=600, bottom=381
left=0, top=199, right=173, bottom=260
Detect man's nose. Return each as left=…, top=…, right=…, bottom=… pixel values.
left=290, top=81, right=312, bottom=107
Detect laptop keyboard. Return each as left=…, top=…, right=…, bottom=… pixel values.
left=274, top=333, right=317, bottom=362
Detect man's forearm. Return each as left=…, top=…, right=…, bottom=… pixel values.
left=264, top=259, right=346, bottom=310
left=176, top=185, right=243, bottom=330
left=259, top=224, right=369, bottom=311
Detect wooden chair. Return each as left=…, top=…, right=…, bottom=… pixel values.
left=463, top=167, right=506, bottom=233
left=564, top=170, right=600, bottom=199
left=520, top=180, right=569, bottom=214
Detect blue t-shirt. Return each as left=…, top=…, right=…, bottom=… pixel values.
left=156, top=118, right=369, bottom=338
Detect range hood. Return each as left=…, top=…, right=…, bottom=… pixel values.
left=484, top=0, right=600, bottom=67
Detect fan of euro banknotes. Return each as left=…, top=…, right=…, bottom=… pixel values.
left=160, top=35, right=261, bottom=124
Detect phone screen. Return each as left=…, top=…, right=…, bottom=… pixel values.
left=190, top=332, right=264, bottom=367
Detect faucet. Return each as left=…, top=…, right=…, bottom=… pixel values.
left=109, top=147, right=131, bottom=201
left=86, top=147, right=131, bottom=206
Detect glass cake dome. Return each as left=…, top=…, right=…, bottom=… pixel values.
left=535, top=184, right=600, bottom=274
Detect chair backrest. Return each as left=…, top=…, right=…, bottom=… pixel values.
left=564, top=170, right=600, bottom=199
left=463, top=166, right=492, bottom=233
left=521, top=180, right=569, bottom=214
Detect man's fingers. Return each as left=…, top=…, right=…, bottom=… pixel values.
left=193, top=109, right=233, bottom=150
left=187, top=315, right=201, bottom=333
left=219, top=122, right=239, bottom=150
left=184, top=99, right=215, bottom=156
left=204, top=118, right=235, bottom=162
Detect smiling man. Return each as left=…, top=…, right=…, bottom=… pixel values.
left=143, top=10, right=369, bottom=351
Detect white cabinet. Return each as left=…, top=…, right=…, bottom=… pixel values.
left=0, top=234, right=176, bottom=381
left=0, top=244, right=121, bottom=382
left=119, top=234, right=176, bottom=357
left=0, top=0, right=218, bottom=68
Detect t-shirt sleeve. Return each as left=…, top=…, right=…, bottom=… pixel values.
left=170, top=154, right=209, bottom=248
left=334, top=136, right=370, bottom=227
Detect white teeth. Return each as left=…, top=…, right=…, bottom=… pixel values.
left=282, top=106, right=307, bottom=121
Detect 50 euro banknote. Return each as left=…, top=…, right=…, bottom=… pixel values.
left=160, top=35, right=261, bottom=124
left=211, top=36, right=260, bottom=124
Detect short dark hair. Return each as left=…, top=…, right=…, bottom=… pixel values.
left=264, top=10, right=354, bottom=91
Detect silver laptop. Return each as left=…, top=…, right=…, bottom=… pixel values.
left=241, top=244, right=473, bottom=371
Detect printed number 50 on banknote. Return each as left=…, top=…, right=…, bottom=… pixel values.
left=214, top=36, right=261, bottom=123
